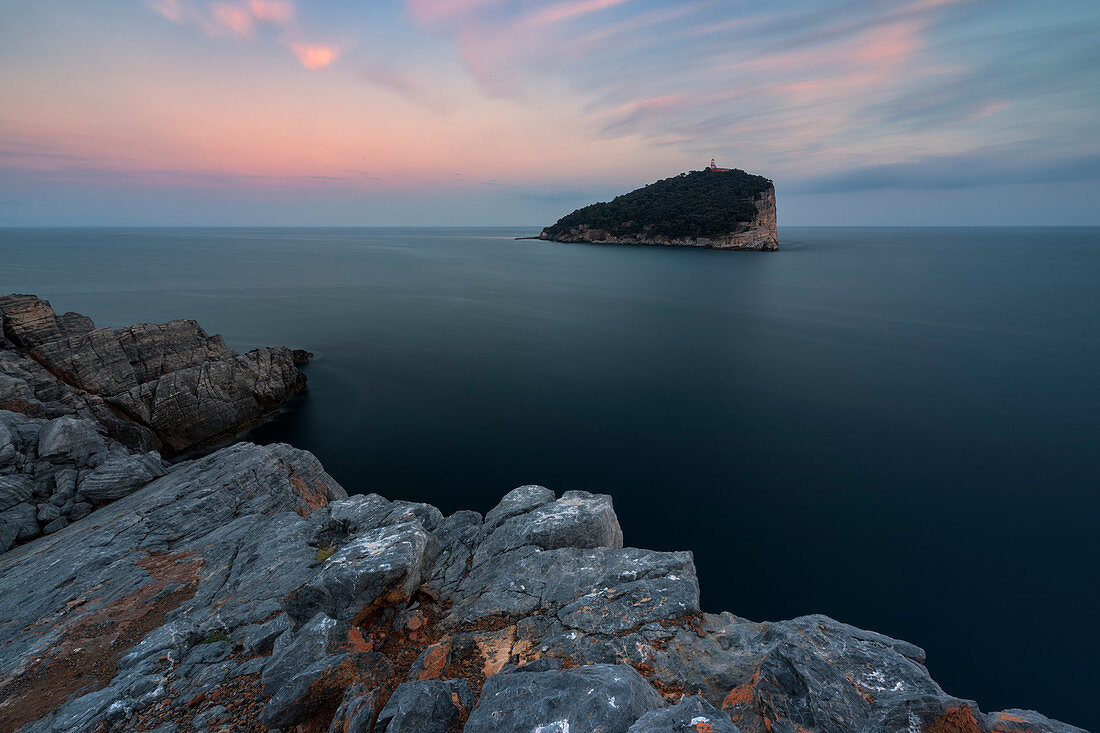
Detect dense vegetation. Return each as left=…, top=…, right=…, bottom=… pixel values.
left=544, top=168, right=773, bottom=240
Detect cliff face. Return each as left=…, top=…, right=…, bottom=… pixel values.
left=0, top=294, right=308, bottom=456
left=0, top=433, right=1082, bottom=733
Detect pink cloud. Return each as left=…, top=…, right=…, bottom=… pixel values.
left=517, top=0, right=632, bottom=30
left=147, top=0, right=296, bottom=38
left=147, top=0, right=185, bottom=23
left=291, top=43, right=338, bottom=70
left=248, top=0, right=294, bottom=24
left=851, top=21, right=921, bottom=65
left=211, top=3, right=255, bottom=37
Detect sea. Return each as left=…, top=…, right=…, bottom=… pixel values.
left=1, top=226, right=1097, bottom=730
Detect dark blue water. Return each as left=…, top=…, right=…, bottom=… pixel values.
left=1, top=227, right=1097, bottom=729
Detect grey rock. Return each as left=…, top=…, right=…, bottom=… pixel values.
left=37, top=502, right=61, bottom=523
left=1, top=295, right=308, bottom=455
left=77, top=451, right=165, bottom=503
left=192, top=703, right=229, bottom=730
left=0, top=441, right=345, bottom=732
left=328, top=682, right=378, bottom=733
left=37, top=416, right=105, bottom=464
left=1, top=501, right=39, bottom=544
left=0, top=464, right=1081, bottom=733
left=483, top=484, right=555, bottom=530
left=465, top=663, right=666, bottom=733
left=471, top=489, right=624, bottom=569
left=42, top=515, right=68, bottom=534
left=236, top=613, right=292, bottom=656
left=376, top=678, right=474, bottom=733
left=860, top=695, right=990, bottom=733
left=286, top=520, right=435, bottom=625
left=327, top=493, right=396, bottom=536
left=628, top=696, right=740, bottom=733
left=984, top=709, right=1088, bottom=733
left=68, top=501, right=92, bottom=521
left=0, top=474, right=32, bottom=510
left=263, top=613, right=352, bottom=696
left=260, top=652, right=392, bottom=730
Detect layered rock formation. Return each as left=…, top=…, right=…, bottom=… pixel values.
left=0, top=294, right=308, bottom=455
left=0, top=435, right=1081, bottom=733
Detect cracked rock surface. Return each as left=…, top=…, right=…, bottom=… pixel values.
left=0, top=294, right=307, bottom=456
left=0, top=447, right=1084, bottom=733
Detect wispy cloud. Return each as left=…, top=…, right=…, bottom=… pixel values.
left=145, top=0, right=337, bottom=70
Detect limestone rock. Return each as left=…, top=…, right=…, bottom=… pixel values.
left=0, top=472, right=1081, bottom=733
left=0, top=294, right=308, bottom=455
left=628, top=695, right=740, bottom=733
left=286, top=520, right=436, bottom=625
left=328, top=682, right=379, bottom=733
left=260, top=652, right=393, bottom=730
left=986, top=709, right=1087, bottom=733
left=77, top=451, right=167, bottom=503
left=377, top=679, right=475, bottom=733
left=465, top=663, right=666, bottom=733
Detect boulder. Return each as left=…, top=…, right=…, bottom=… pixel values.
left=37, top=417, right=106, bottom=465
left=286, top=520, right=435, bottom=625
left=36, top=503, right=60, bottom=523
left=0, top=474, right=33, bottom=511
left=328, top=682, right=379, bottom=733
left=263, top=613, right=353, bottom=696
left=465, top=663, right=666, bottom=733
left=77, top=452, right=166, bottom=504
left=376, top=679, right=474, bottom=733
left=0, top=502, right=39, bottom=547
left=260, top=652, right=392, bottom=730
left=628, top=696, right=740, bottom=733
left=471, top=490, right=624, bottom=569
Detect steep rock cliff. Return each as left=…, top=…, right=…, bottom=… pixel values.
left=0, top=294, right=308, bottom=455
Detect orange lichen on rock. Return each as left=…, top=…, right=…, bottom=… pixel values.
left=280, top=460, right=332, bottom=515
left=476, top=626, right=519, bottom=678
left=929, top=704, right=985, bottom=733
left=722, top=664, right=762, bottom=713
left=415, top=641, right=452, bottom=680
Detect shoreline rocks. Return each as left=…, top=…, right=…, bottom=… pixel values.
left=0, top=440, right=1083, bottom=733
left=0, top=294, right=308, bottom=455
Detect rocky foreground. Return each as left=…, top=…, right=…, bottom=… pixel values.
left=0, top=427, right=1082, bottom=733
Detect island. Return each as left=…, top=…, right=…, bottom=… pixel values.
left=0, top=298, right=1082, bottom=733
left=540, top=161, right=779, bottom=251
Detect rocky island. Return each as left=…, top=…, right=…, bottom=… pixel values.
left=0, top=299, right=1083, bottom=733
left=540, top=162, right=779, bottom=251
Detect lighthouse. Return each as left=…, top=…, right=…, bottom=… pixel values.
left=709, top=159, right=731, bottom=172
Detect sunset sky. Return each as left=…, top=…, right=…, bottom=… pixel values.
left=2, top=0, right=1098, bottom=225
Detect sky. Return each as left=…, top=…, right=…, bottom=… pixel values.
left=1, top=0, right=1098, bottom=226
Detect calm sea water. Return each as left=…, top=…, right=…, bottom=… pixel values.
left=1, top=227, right=1097, bottom=729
